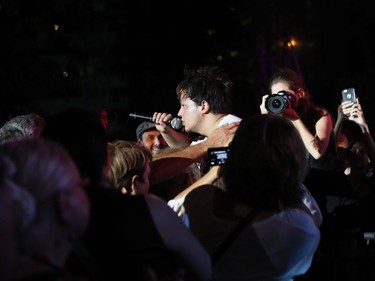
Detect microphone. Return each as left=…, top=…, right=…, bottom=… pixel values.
left=129, top=113, right=182, bottom=130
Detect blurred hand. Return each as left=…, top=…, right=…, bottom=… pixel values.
left=281, top=105, right=300, bottom=121
left=207, top=122, right=240, bottom=147
left=259, top=95, right=268, bottom=114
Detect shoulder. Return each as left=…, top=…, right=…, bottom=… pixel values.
left=315, top=109, right=334, bottom=126
left=219, top=114, right=242, bottom=126
left=314, top=106, right=332, bottom=120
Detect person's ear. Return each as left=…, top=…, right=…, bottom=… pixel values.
left=130, top=175, right=139, bottom=195
left=201, top=100, right=210, bottom=113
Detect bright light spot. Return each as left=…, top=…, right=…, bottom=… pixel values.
left=287, top=39, right=297, bottom=48
left=62, top=71, right=69, bottom=77
left=53, top=25, right=60, bottom=31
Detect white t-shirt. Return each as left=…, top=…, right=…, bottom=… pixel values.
left=168, top=114, right=242, bottom=223
left=191, top=114, right=242, bottom=146
left=183, top=185, right=321, bottom=281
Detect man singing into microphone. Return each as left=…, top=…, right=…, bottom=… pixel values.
left=153, top=65, right=242, bottom=152
left=150, top=65, right=241, bottom=216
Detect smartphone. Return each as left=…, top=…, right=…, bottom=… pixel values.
left=341, top=88, right=356, bottom=103
left=207, top=147, right=230, bottom=166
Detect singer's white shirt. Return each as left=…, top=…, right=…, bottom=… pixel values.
left=191, top=114, right=242, bottom=146
left=168, top=114, right=242, bottom=223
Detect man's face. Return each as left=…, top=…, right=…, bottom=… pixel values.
left=140, top=130, right=167, bottom=155
left=177, top=94, right=202, bottom=133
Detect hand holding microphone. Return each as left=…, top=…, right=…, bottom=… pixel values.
left=129, top=113, right=182, bottom=130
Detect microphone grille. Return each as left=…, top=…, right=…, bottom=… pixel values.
left=170, top=118, right=182, bottom=130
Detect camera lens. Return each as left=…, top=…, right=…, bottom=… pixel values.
left=265, top=95, right=287, bottom=114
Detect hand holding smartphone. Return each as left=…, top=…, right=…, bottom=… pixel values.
left=341, top=88, right=356, bottom=103
left=341, top=88, right=357, bottom=118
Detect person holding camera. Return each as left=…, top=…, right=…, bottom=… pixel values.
left=259, top=68, right=338, bottom=280
left=259, top=68, right=338, bottom=205
left=260, top=68, right=338, bottom=175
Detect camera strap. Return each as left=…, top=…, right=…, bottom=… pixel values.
left=211, top=208, right=259, bottom=266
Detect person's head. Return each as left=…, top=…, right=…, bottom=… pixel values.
left=0, top=137, right=90, bottom=266
left=136, top=121, right=167, bottom=155
left=41, top=107, right=109, bottom=190
left=0, top=156, right=34, bottom=280
left=348, top=139, right=370, bottom=169
left=107, top=139, right=152, bottom=195
left=268, top=68, right=311, bottom=115
left=223, top=114, right=306, bottom=211
left=0, top=113, right=46, bottom=145
left=176, top=65, right=234, bottom=133
left=0, top=126, right=25, bottom=145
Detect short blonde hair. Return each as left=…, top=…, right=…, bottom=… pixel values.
left=107, top=140, right=152, bottom=193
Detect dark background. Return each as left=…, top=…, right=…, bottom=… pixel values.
left=0, top=0, right=374, bottom=140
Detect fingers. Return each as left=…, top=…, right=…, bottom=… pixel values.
left=153, top=112, right=173, bottom=123
left=260, top=95, right=268, bottom=114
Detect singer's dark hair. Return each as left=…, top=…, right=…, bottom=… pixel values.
left=176, top=65, right=234, bottom=114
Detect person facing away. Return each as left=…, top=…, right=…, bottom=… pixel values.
left=41, top=107, right=212, bottom=281
left=136, top=121, right=168, bottom=156
left=152, top=65, right=242, bottom=151
left=107, top=139, right=152, bottom=195
left=0, top=112, right=46, bottom=145
left=0, top=137, right=90, bottom=281
left=0, top=156, right=35, bottom=281
left=182, top=114, right=321, bottom=281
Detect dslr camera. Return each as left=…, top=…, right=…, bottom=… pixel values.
left=265, top=90, right=298, bottom=114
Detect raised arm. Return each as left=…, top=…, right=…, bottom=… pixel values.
left=149, top=122, right=239, bottom=186
left=333, top=101, right=349, bottom=143
left=291, top=111, right=333, bottom=160
left=345, top=100, right=375, bottom=163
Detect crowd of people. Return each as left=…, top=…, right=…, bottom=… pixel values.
left=1, top=65, right=374, bottom=281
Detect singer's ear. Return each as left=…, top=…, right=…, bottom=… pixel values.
left=200, top=100, right=210, bottom=113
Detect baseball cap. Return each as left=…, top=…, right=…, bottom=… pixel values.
left=136, top=121, right=156, bottom=140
